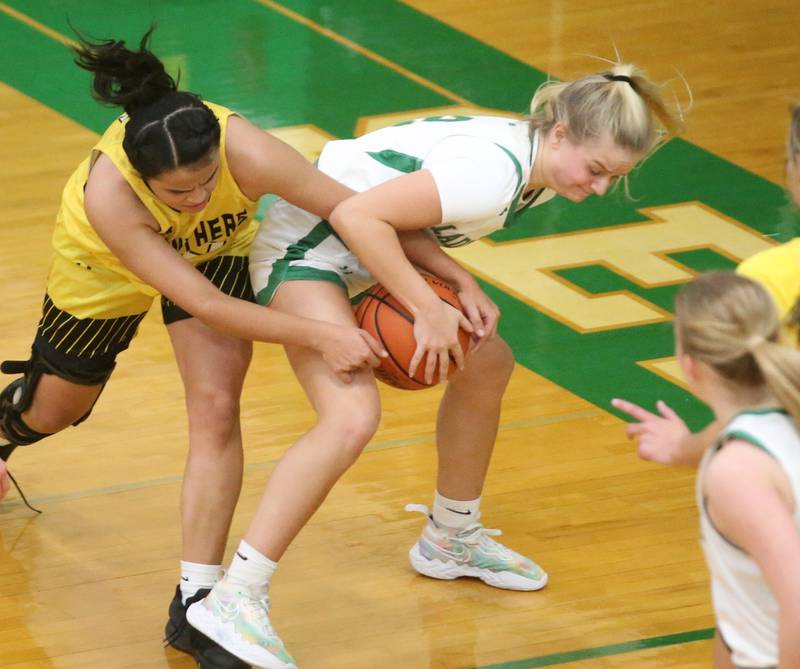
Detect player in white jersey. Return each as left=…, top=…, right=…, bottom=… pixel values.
left=617, top=272, right=800, bottom=668
left=251, top=114, right=556, bottom=306
left=188, top=64, right=685, bottom=668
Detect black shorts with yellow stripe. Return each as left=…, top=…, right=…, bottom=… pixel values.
left=33, top=255, right=253, bottom=386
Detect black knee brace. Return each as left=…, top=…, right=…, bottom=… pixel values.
left=0, top=349, right=110, bottom=449
left=0, top=372, right=51, bottom=447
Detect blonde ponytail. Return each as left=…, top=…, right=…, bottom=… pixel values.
left=675, top=272, right=800, bottom=426
left=528, top=63, right=685, bottom=157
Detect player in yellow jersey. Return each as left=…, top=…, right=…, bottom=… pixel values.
left=0, top=28, right=386, bottom=669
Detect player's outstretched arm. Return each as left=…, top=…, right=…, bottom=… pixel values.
left=84, top=159, right=384, bottom=382
left=225, top=115, right=355, bottom=220
left=611, top=398, right=718, bottom=467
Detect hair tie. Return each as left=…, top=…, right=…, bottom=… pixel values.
left=604, top=73, right=636, bottom=88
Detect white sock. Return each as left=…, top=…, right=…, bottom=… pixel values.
left=226, top=540, right=278, bottom=591
left=432, top=491, right=481, bottom=529
left=180, top=560, right=223, bottom=604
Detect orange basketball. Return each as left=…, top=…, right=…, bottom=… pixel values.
left=355, top=272, right=471, bottom=390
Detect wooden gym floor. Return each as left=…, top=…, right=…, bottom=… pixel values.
left=1, top=1, right=798, bottom=667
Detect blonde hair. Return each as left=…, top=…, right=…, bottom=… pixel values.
left=675, top=271, right=800, bottom=425
left=528, top=63, right=685, bottom=157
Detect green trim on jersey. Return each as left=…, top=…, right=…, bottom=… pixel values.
left=718, top=429, right=775, bottom=458
left=734, top=408, right=789, bottom=417
left=367, top=149, right=423, bottom=173
left=715, top=409, right=790, bottom=456
left=394, top=115, right=475, bottom=127
left=255, top=220, right=337, bottom=306
left=492, top=142, right=524, bottom=227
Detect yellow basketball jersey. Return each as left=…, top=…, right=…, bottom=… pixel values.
left=737, top=238, right=800, bottom=344
left=49, top=101, right=258, bottom=316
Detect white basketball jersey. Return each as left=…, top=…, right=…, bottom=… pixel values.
left=698, top=410, right=800, bottom=668
left=250, top=115, right=557, bottom=302
left=317, top=114, right=555, bottom=247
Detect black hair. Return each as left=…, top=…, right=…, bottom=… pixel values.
left=73, top=26, right=220, bottom=178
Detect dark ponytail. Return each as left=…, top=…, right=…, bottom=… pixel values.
left=73, top=26, right=220, bottom=178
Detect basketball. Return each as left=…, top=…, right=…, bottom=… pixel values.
left=355, top=272, right=471, bottom=390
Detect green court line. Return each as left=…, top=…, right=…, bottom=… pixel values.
left=472, top=628, right=715, bottom=669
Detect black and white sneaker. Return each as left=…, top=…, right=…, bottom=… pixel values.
left=164, top=585, right=251, bottom=669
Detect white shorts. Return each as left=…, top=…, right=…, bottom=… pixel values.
left=249, top=199, right=376, bottom=305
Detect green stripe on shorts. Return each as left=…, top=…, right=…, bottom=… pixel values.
left=255, top=220, right=340, bottom=305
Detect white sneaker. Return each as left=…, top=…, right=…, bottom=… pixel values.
left=186, top=578, right=297, bottom=669
left=406, top=504, right=548, bottom=591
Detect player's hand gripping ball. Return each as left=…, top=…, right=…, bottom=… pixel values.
left=355, top=272, right=471, bottom=390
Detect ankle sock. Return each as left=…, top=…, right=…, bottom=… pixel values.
left=179, top=560, right=223, bottom=604
left=432, top=491, right=481, bottom=529
left=226, top=539, right=278, bottom=591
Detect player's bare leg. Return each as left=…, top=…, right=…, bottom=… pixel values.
left=406, top=335, right=548, bottom=591
left=243, top=281, right=380, bottom=560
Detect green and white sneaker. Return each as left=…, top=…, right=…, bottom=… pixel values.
left=405, top=504, right=548, bottom=591
left=186, top=578, right=297, bottom=669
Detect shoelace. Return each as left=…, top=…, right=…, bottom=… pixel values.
left=405, top=503, right=503, bottom=542
left=242, top=592, right=276, bottom=636
left=162, top=616, right=186, bottom=648
left=454, top=523, right=515, bottom=560
left=405, top=502, right=516, bottom=560
left=6, top=471, right=42, bottom=514
left=162, top=590, right=206, bottom=648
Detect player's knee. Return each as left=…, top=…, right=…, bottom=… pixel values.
left=1, top=380, right=53, bottom=445
left=187, top=388, right=241, bottom=438
left=1, top=353, right=110, bottom=437
left=24, top=403, right=94, bottom=434
left=462, top=336, right=515, bottom=383
left=323, top=409, right=380, bottom=464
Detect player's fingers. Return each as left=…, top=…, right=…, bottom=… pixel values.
left=483, top=305, right=500, bottom=338
left=625, top=423, right=650, bottom=439
left=0, top=461, right=9, bottom=499
left=463, top=304, right=485, bottom=338
left=611, top=397, right=655, bottom=422
left=438, top=350, right=450, bottom=385
left=449, top=340, right=465, bottom=371
left=637, top=443, right=658, bottom=461
left=408, top=344, right=425, bottom=379
left=363, top=350, right=381, bottom=368
left=656, top=400, right=679, bottom=420
left=424, top=348, right=439, bottom=385
left=457, top=313, right=474, bottom=334
left=335, top=369, right=353, bottom=384
left=359, top=330, right=388, bottom=358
